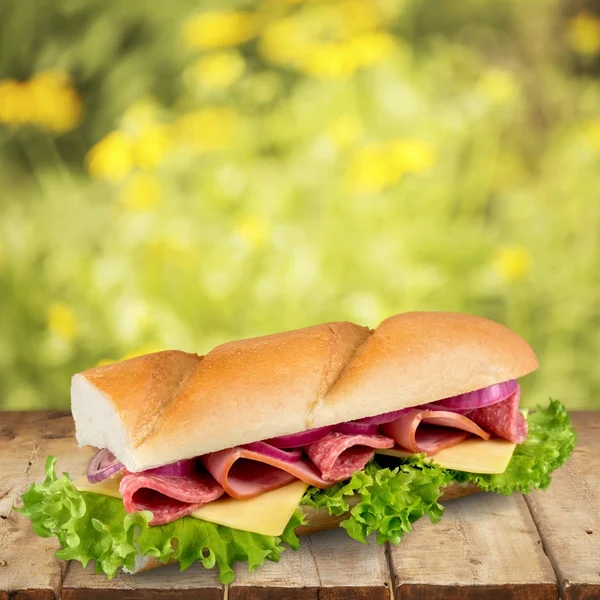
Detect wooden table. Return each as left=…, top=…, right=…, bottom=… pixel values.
left=0, top=411, right=598, bottom=600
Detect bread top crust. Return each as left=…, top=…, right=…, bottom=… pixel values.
left=78, top=322, right=371, bottom=470
left=315, top=312, right=539, bottom=426
left=75, top=312, right=538, bottom=470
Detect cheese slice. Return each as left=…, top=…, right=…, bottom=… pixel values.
left=191, top=480, right=308, bottom=536
left=74, top=475, right=122, bottom=498
left=376, top=437, right=517, bottom=474
left=73, top=476, right=307, bottom=537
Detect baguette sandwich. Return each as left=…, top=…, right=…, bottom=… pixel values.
left=18, top=312, right=576, bottom=582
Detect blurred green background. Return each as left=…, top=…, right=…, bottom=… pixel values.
left=1, top=0, right=599, bottom=411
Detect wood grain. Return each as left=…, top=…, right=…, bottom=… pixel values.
left=524, top=412, right=600, bottom=600
left=230, top=528, right=390, bottom=600
left=389, top=492, right=558, bottom=600
left=0, top=412, right=73, bottom=600
left=62, top=561, right=222, bottom=600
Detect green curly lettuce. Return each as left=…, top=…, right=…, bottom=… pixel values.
left=302, top=400, right=575, bottom=542
left=302, top=458, right=452, bottom=544
left=16, top=457, right=304, bottom=583
left=451, top=399, right=576, bottom=494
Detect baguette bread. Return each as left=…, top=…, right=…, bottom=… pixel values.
left=72, top=312, right=538, bottom=471
left=128, top=480, right=481, bottom=574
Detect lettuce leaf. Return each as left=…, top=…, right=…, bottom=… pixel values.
left=302, top=458, right=452, bottom=544
left=302, top=400, right=575, bottom=542
left=451, top=399, right=576, bottom=494
left=17, top=457, right=304, bottom=583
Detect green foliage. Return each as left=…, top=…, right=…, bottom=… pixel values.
left=451, top=400, right=577, bottom=494
left=17, top=456, right=304, bottom=583
left=302, top=459, right=451, bottom=544
left=304, top=400, right=575, bottom=542
left=1, top=0, right=599, bottom=409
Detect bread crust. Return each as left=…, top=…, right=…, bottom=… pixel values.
left=74, top=312, right=537, bottom=470
left=315, top=312, right=538, bottom=427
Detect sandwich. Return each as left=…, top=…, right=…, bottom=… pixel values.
left=18, top=311, right=576, bottom=583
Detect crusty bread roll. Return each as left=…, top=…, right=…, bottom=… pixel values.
left=73, top=322, right=370, bottom=471
left=127, top=480, right=481, bottom=574
left=315, top=312, right=538, bottom=427
left=72, top=312, right=537, bottom=471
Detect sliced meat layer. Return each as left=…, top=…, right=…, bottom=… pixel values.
left=381, top=409, right=491, bottom=456
left=468, top=388, right=527, bottom=444
left=120, top=471, right=224, bottom=525
left=305, top=432, right=394, bottom=482
left=201, top=447, right=331, bottom=499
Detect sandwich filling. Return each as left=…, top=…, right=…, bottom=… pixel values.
left=83, top=380, right=526, bottom=527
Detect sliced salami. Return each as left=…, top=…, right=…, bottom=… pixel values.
left=467, top=388, right=527, bottom=444
left=381, top=409, right=491, bottom=455
left=304, top=432, right=394, bottom=482
left=201, top=446, right=332, bottom=499
left=120, top=471, right=224, bottom=526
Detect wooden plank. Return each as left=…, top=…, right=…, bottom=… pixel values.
left=230, top=527, right=390, bottom=600
left=389, top=492, right=558, bottom=600
left=0, top=412, right=74, bottom=600
left=524, top=412, right=600, bottom=600
left=62, top=561, right=222, bottom=600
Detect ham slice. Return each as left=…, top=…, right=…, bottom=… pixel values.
left=304, top=432, right=395, bottom=482
left=120, top=471, right=224, bottom=526
left=468, top=388, right=528, bottom=444
left=201, top=447, right=332, bottom=499
left=381, top=409, right=491, bottom=456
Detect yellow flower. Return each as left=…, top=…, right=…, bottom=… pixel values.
left=492, top=246, right=532, bottom=282
left=388, top=139, right=437, bottom=174
left=0, top=80, right=34, bottom=125
left=183, top=11, right=257, bottom=49
left=477, top=69, right=520, bottom=105
left=327, top=114, right=363, bottom=148
left=346, top=32, right=395, bottom=68
left=30, top=71, right=83, bottom=133
left=0, top=71, right=82, bottom=132
left=234, top=216, right=271, bottom=247
left=195, top=51, right=246, bottom=88
left=581, top=119, right=600, bottom=151
left=133, top=124, right=172, bottom=170
left=86, top=131, right=135, bottom=182
left=347, top=144, right=398, bottom=193
left=567, top=12, right=600, bottom=56
left=347, top=138, right=436, bottom=193
left=300, top=42, right=358, bottom=78
left=48, top=303, right=79, bottom=341
left=260, top=1, right=391, bottom=78
left=120, top=173, right=162, bottom=211
left=173, top=107, right=237, bottom=153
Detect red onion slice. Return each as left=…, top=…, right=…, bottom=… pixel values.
left=335, top=422, right=379, bottom=435
left=87, top=449, right=124, bottom=483
left=244, top=441, right=303, bottom=462
left=267, top=425, right=333, bottom=448
left=355, top=408, right=411, bottom=425
left=144, top=458, right=197, bottom=477
left=429, top=380, right=519, bottom=413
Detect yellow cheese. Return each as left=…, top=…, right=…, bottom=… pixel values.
left=73, top=476, right=307, bottom=537
left=74, top=475, right=122, bottom=498
left=191, top=480, right=308, bottom=536
left=376, top=437, right=517, bottom=474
